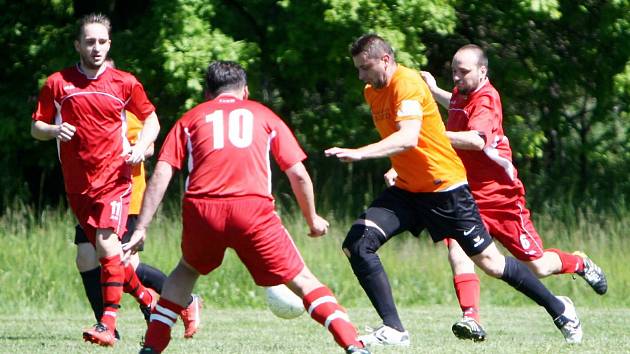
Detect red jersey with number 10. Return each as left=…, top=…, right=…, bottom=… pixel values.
left=446, top=80, right=525, bottom=207
left=32, top=65, right=156, bottom=195
left=158, top=94, right=307, bottom=199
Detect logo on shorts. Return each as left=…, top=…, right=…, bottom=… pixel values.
left=463, top=225, right=476, bottom=236
left=110, top=200, right=122, bottom=221
left=472, top=235, right=484, bottom=248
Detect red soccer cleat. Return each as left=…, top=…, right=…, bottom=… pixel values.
left=180, top=294, right=203, bottom=338
left=83, top=322, right=117, bottom=347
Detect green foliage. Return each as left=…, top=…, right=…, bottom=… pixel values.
left=1, top=0, right=630, bottom=210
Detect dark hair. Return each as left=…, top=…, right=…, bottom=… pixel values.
left=77, top=13, right=112, bottom=40
left=458, top=44, right=488, bottom=68
left=205, top=61, right=247, bottom=98
left=349, top=33, right=394, bottom=59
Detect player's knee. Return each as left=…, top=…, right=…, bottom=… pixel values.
left=342, top=224, right=385, bottom=275
left=525, top=259, right=551, bottom=278
left=76, top=243, right=99, bottom=272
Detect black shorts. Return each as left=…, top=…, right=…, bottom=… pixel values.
left=73, top=215, right=143, bottom=251
left=361, top=185, right=492, bottom=256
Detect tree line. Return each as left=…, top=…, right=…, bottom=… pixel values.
left=2, top=0, right=629, bottom=212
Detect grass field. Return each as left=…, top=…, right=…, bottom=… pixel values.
left=1, top=200, right=629, bottom=353
left=1, top=305, right=629, bottom=353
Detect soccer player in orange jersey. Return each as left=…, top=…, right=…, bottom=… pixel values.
left=124, top=61, right=369, bottom=354
left=420, top=44, right=606, bottom=341
left=326, top=34, right=582, bottom=347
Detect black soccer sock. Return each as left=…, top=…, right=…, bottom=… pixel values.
left=136, top=263, right=167, bottom=294
left=501, top=257, right=564, bottom=318
left=80, top=267, right=103, bottom=322
left=358, top=270, right=405, bottom=332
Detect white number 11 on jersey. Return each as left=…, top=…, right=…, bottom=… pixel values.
left=205, top=109, right=254, bottom=149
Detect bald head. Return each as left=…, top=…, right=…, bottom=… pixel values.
left=451, top=44, right=488, bottom=94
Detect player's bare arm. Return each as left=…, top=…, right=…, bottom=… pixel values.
left=421, top=71, right=452, bottom=109
left=446, top=130, right=485, bottom=151
left=123, top=160, right=174, bottom=256
left=325, top=119, right=421, bottom=162
left=126, top=112, right=160, bottom=164
left=31, top=120, right=76, bottom=142
left=285, top=162, right=329, bottom=237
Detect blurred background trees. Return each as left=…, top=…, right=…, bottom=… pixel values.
left=2, top=0, right=629, bottom=213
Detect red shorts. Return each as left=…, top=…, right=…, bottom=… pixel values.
left=181, top=196, right=304, bottom=286
left=477, top=195, right=544, bottom=261
left=66, top=180, right=132, bottom=245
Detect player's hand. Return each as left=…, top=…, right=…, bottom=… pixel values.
left=420, top=71, right=437, bottom=91
left=384, top=168, right=398, bottom=187
left=308, top=215, right=329, bottom=237
left=324, top=147, right=363, bottom=162
left=122, top=228, right=146, bottom=263
left=56, top=122, right=76, bottom=142
left=125, top=145, right=146, bottom=165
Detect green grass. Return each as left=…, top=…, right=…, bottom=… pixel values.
left=0, top=200, right=629, bottom=352
left=1, top=306, right=629, bottom=353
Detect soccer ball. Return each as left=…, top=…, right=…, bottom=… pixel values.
left=265, top=285, right=305, bottom=319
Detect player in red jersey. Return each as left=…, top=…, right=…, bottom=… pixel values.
left=327, top=34, right=582, bottom=347
left=419, top=44, right=607, bottom=341
left=72, top=57, right=202, bottom=342
left=124, top=61, right=369, bottom=354
left=31, top=13, right=161, bottom=346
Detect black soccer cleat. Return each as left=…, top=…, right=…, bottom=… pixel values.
left=345, top=345, right=371, bottom=354
left=573, top=251, right=608, bottom=295
left=452, top=317, right=486, bottom=342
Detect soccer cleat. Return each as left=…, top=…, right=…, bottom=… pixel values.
left=358, top=324, right=410, bottom=347
left=553, top=296, right=582, bottom=344
left=82, top=322, right=117, bottom=347
left=573, top=251, right=608, bottom=295
left=140, top=288, right=160, bottom=323
left=139, top=347, right=159, bottom=353
left=345, top=344, right=371, bottom=353
left=451, top=316, right=486, bottom=342
left=181, top=294, right=203, bottom=338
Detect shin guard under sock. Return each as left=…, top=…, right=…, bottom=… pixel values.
left=80, top=267, right=104, bottom=322
left=453, top=273, right=481, bottom=322
left=501, top=257, right=564, bottom=318
left=303, top=286, right=362, bottom=349
left=136, top=263, right=167, bottom=294
left=99, top=255, right=124, bottom=330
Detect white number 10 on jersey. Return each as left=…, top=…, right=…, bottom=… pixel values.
left=205, top=109, right=254, bottom=149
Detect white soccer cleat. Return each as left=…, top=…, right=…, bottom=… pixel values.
left=359, top=324, right=410, bottom=347
left=553, top=296, right=583, bottom=344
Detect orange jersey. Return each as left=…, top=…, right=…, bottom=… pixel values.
left=126, top=112, right=146, bottom=214
left=364, top=65, right=467, bottom=192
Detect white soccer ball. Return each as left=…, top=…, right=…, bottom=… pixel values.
left=265, top=284, right=305, bottom=319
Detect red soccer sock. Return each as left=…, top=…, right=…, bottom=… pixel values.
left=99, top=255, right=124, bottom=330
left=303, top=286, right=363, bottom=349
left=143, top=298, right=184, bottom=352
left=123, top=263, right=153, bottom=307
left=453, top=273, right=480, bottom=322
left=546, top=249, right=585, bottom=274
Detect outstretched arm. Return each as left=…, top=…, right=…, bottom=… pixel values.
left=285, top=162, right=329, bottom=237
left=123, top=160, right=174, bottom=255
left=325, top=119, right=421, bottom=162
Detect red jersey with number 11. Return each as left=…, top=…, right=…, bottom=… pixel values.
left=159, top=93, right=307, bottom=199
